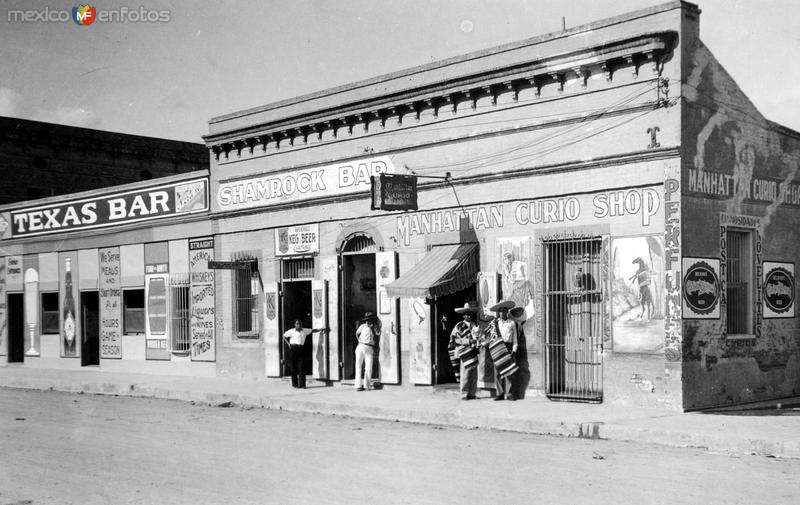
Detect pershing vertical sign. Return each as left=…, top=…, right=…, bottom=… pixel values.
left=216, top=156, right=395, bottom=211
left=2, top=178, right=209, bottom=239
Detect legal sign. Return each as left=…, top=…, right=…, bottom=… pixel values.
left=371, top=173, right=418, bottom=211
left=3, top=178, right=209, bottom=239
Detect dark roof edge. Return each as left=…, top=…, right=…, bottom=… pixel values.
left=209, top=1, right=694, bottom=126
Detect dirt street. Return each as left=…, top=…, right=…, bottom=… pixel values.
left=0, top=388, right=797, bottom=505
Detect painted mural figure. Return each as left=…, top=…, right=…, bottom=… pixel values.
left=629, top=257, right=654, bottom=321
left=449, top=302, right=481, bottom=401
left=354, top=312, right=379, bottom=391
left=500, top=251, right=531, bottom=309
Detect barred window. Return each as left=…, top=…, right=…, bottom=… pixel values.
left=235, top=262, right=260, bottom=337
left=170, top=277, right=190, bottom=355
left=726, top=229, right=752, bottom=335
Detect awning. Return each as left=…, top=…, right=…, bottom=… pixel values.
left=385, top=243, right=478, bottom=298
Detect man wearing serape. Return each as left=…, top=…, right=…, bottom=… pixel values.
left=489, top=299, right=519, bottom=401
left=449, top=301, right=481, bottom=400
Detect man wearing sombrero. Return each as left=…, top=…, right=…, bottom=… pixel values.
left=489, top=299, right=519, bottom=401
left=449, top=301, right=481, bottom=400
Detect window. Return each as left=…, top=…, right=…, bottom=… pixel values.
left=41, top=292, right=60, bottom=334
left=123, top=289, right=146, bottom=334
left=234, top=263, right=260, bottom=337
left=726, top=229, right=752, bottom=335
left=170, top=282, right=190, bottom=355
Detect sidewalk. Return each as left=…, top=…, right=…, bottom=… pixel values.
left=1, top=366, right=798, bottom=459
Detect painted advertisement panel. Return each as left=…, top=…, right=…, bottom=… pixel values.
left=611, top=235, right=665, bottom=353
left=375, top=251, right=399, bottom=384
left=99, top=247, right=122, bottom=359
left=682, top=258, right=721, bottom=320
left=408, top=297, right=431, bottom=385
left=189, top=237, right=215, bottom=361
left=23, top=255, right=39, bottom=357
left=0, top=257, right=6, bottom=355
left=763, top=262, right=795, bottom=318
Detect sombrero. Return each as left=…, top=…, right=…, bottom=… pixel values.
left=454, top=301, right=479, bottom=314
left=489, top=299, right=515, bottom=312
left=509, top=306, right=527, bottom=322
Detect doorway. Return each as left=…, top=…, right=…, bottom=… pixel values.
left=543, top=238, right=603, bottom=402
left=81, top=291, right=100, bottom=366
left=7, top=293, right=24, bottom=363
left=431, top=285, right=475, bottom=384
left=339, top=235, right=376, bottom=381
left=281, top=280, right=313, bottom=377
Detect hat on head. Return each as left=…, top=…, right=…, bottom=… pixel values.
left=489, top=299, right=515, bottom=312
left=509, top=306, right=527, bottom=322
left=362, top=311, right=377, bottom=322
left=454, top=301, right=479, bottom=314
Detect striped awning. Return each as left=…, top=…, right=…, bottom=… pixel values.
left=385, top=243, right=478, bottom=298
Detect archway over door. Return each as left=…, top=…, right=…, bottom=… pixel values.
left=339, top=234, right=377, bottom=381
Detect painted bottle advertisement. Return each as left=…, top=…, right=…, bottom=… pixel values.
left=63, top=257, right=76, bottom=356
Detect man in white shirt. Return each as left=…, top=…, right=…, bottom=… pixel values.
left=283, top=319, right=323, bottom=389
left=354, top=312, right=379, bottom=391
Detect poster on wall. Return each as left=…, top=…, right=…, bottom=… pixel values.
left=496, top=236, right=535, bottom=337
left=682, top=257, right=721, bottom=319
left=60, top=253, right=79, bottom=357
left=611, top=235, right=665, bottom=352
left=275, top=224, right=320, bottom=257
left=264, top=282, right=281, bottom=377
left=321, top=256, right=339, bottom=381
left=23, top=256, right=40, bottom=357
left=375, top=251, right=399, bottom=384
left=408, top=297, right=431, bottom=385
left=99, top=247, right=122, bottom=359
left=476, top=271, right=498, bottom=388
left=145, top=260, right=170, bottom=360
left=311, top=279, right=328, bottom=379
left=0, top=258, right=6, bottom=356
left=189, top=238, right=215, bottom=361
left=763, top=262, right=795, bottom=318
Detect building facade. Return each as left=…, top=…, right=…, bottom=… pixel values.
left=1, top=1, right=797, bottom=411
left=0, top=116, right=208, bottom=204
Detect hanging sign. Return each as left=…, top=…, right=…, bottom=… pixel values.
left=682, top=258, right=721, bottom=319
left=275, top=224, right=320, bottom=257
left=371, top=174, right=418, bottom=211
left=763, top=262, right=795, bottom=318
left=207, top=260, right=257, bottom=270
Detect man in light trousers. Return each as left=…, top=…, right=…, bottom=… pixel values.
left=355, top=312, right=378, bottom=391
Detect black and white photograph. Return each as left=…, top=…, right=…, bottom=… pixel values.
left=0, top=1, right=798, bottom=503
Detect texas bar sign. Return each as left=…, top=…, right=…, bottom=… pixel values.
left=5, top=178, right=208, bottom=238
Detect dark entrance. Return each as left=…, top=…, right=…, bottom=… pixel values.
left=431, top=285, right=475, bottom=384
left=339, top=235, right=376, bottom=381
left=81, top=291, right=100, bottom=366
left=544, top=238, right=603, bottom=402
left=7, top=293, right=24, bottom=363
left=281, top=280, right=313, bottom=377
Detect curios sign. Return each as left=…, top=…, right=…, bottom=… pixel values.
left=682, top=259, right=720, bottom=318
left=275, top=224, right=320, bottom=257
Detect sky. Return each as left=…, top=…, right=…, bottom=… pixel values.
left=1, top=0, right=798, bottom=143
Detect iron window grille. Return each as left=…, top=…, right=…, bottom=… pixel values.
left=726, top=229, right=752, bottom=335
left=169, top=276, right=190, bottom=355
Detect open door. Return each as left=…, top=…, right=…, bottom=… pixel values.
left=375, top=251, right=399, bottom=384
left=311, top=279, right=328, bottom=379
left=264, top=282, right=281, bottom=377
left=81, top=291, right=100, bottom=366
